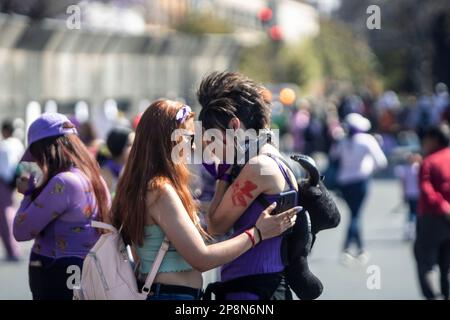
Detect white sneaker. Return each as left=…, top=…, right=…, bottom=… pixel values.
left=356, top=251, right=370, bottom=265
left=340, top=251, right=356, bottom=267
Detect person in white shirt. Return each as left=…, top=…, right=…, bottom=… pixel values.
left=0, top=120, right=24, bottom=261
left=331, top=113, right=387, bottom=264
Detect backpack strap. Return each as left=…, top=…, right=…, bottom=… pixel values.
left=141, top=236, right=170, bottom=294
left=255, top=153, right=298, bottom=207
left=231, top=153, right=298, bottom=209
left=261, top=153, right=296, bottom=190
left=203, top=272, right=283, bottom=300
left=91, top=220, right=118, bottom=233
left=255, top=154, right=298, bottom=267
left=91, top=220, right=170, bottom=295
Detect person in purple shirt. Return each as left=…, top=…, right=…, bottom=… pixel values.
left=13, top=113, right=110, bottom=300
left=198, top=72, right=299, bottom=300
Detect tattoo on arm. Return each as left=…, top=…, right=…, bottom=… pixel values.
left=231, top=180, right=257, bottom=207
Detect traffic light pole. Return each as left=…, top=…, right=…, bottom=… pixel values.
left=268, top=0, right=284, bottom=83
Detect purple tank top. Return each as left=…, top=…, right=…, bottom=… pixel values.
left=221, top=154, right=296, bottom=282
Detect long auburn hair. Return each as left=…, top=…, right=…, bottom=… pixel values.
left=29, top=128, right=109, bottom=223
left=111, top=99, right=206, bottom=246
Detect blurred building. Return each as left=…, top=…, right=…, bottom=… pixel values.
left=186, top=0, right=319, bottom=43
left=0, top=1, right=240, bottom=123
left=0, top=0, right=320, bottom=125
left=144, top=0, right=190, bottom=30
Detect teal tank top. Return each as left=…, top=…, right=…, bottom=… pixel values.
left=136, top=225, right=192, bottom=274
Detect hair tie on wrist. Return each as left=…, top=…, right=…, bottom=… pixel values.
left=254, top=226, right=263, bottom=244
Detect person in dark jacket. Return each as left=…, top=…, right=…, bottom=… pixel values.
left=414, top=125, right=450, bottom=300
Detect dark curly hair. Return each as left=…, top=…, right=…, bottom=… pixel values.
left=197, top=71, right=271, bottom=130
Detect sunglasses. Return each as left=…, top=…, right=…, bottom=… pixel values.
left=181, top=133, right=195, bottom=148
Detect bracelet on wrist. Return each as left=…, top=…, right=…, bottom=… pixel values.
left=254, top=226, right=263, bottom=244
left=244, top=229, right=256, bottom=248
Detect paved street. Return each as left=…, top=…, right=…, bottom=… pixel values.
left=312, top=179, right=422, bottom=300
left=0, top=178, right=423, bottom=300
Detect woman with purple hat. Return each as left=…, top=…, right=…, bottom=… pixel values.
left=331, top=113, right=387, bottom=265
left=13, top=113, right=110, bottom=300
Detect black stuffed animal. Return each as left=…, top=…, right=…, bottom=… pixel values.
left=283, top=154, right=341, bottom=300
left=291, top=155, right=341, bottom=234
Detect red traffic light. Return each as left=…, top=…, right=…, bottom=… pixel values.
left=269, top=25, right=283, bottom=41
left=258, top=7, right=273, bottom=22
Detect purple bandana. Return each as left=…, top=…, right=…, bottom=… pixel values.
left=175, top=105, right=192, bottom=124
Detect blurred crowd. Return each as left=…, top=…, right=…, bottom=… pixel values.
left=277, top=82, right=449, bottom=162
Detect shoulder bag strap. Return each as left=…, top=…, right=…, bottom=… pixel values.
left=91, top=220, right=118, bottom=233
left=141, top=236, right=170, bottom=294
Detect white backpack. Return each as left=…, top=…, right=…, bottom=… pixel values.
left=73, top=221, right=169, bottom=300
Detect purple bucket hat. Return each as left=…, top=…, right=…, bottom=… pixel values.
left=21, top=113, right=78, bottom=162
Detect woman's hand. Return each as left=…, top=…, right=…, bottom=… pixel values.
left=17, top=176, right=30, bottom=195
left=16, top=174, right=35, bottom=195
left=255, top=203, right=301, bottom=241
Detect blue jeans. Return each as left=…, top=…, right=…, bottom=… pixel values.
left=340, top=179, right=369, bottom=252
left=407, top=198, right=418, bottom=223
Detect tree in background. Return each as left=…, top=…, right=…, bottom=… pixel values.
left=175, top=12, right=233, bottom=34
left=238, top=18, right=381, bottom=97
left=335, top=0, right=450, bottom=94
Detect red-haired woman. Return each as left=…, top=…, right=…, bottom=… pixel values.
left=13, top=113, right=110, bottom=300
left=112, top=100, right=299, bottom=300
